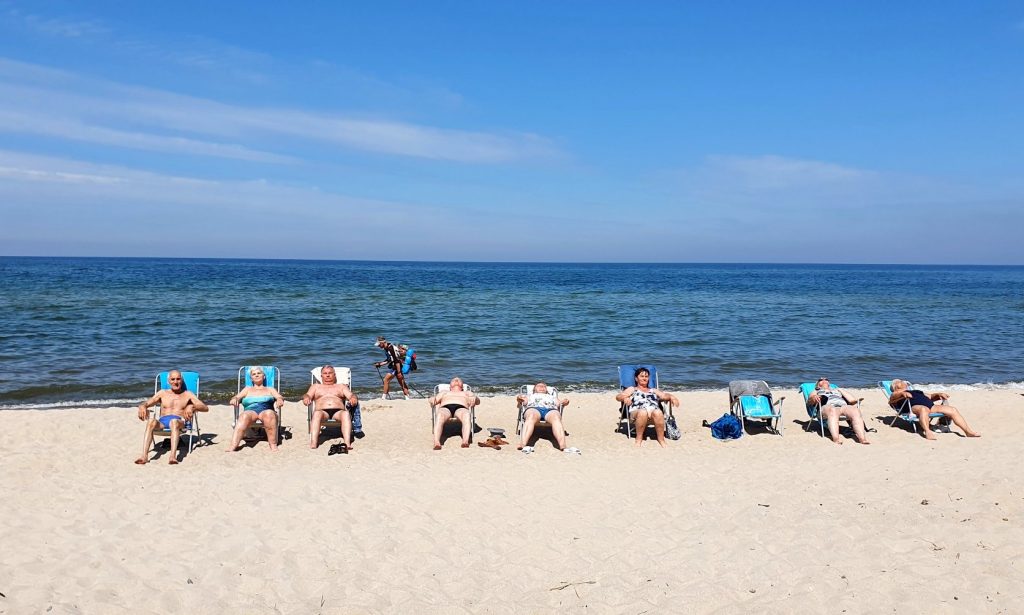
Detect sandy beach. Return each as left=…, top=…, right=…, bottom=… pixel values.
left=1, top=386, right=1022, bottom=614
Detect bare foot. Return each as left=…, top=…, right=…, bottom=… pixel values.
left=858, top=439, right=871, bottom=445
left=269, top=446, right=279, bottom=452
left=965, top=431, right=981, bottom=437
left=634, top=441, right=643, bottom=448
left=924, top=432, right=938, bottom=441
left=168, top=459, right=179, bottom=465
left=461, top=442, right=470, bottom=448
left=831, top=437, right=845, bottom=445
left=134, top=458, right=147, bottom=465
left=432, top=444, right=442, bottom=451
left=657, top=439, right=667, bottom=448
left=517, top=444, right=524, bottom=450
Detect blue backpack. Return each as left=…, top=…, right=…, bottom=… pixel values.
left=705, top=413, right=743, bottom=440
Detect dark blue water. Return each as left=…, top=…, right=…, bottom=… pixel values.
left=1, top=257, right=1022, bottom=408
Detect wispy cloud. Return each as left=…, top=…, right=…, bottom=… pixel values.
left=3, top=7, right=108, bottom=39
left=0, top=58, right=562, bottom=164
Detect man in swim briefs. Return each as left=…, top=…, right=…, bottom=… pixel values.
left=516, top=382, right=570, bottom=451
left=302, top=365, right=360, bottom=450
left=428, top=376, right=479, bottom=450
left=135, top=369, right=209, bottom=465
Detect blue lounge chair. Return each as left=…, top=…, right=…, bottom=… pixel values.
left=800, top=381, right=863, bottom=438
left=307, top=366, right=361, bottom=444
left=617, top=364, right=674, bottom=438
left=151, top=371, right=202, bottom=453
left=516, top=384, right=565, bottom=436
left=729, top=380, right=784, bottom=436
left=234, top=365, right=282, bottom=445
left=878, top=380, right=948, bottom=434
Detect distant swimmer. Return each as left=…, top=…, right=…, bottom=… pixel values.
left=888, top=379, right=979, bottom=440
left=135, top=369, right=208, bottom=465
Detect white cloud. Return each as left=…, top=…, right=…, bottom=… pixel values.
left=0, top=58, right=561, bottom=164
left=4, top=8, right=108, bottom=39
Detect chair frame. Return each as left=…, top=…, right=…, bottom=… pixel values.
left=430, top=383, right=476, bottom=443
left=729, top=380, right=784, bottom=437
left=150, top=371, right=202, bottom=454
left=878, top=380, right=947, bottom=434
left=307, top=366, right=357, bottom=442
left=516, top=384, right=564, bottom=435
left=617, top=364, right=674, bottom=439
left=234, top=365, right=283, bottom=445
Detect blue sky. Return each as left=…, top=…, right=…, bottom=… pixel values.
left=1, top=1, right=1022, bottom=263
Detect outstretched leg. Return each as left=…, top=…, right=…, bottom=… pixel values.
left=631, top=409, right=650, bottom=447
left=339, top=409, right=353, bottom=449
left=456, top=408, right=471, bottom=447
left=844, top=407, right=871, bottom=444
left=168, top=419, right=183, bottom=463
left=310, top=409, right=325, bottom=449
left=261, top=410, right=279, bottom=451
left=913, top=406, right=938, bottom=440
left=519, top=409, right=540, bottom=449
left=942, top=405, right=980, bottom=437
left=136, top=418, right=158, bottom=464
left=651, top=409, right=667, bottom=448
left=228, top=412, right=256, bottom=451
left=432, top=411, right=447, bottom=450
left=823, top=406, right=844, bottom=444
left=547, top=410, right=566, bottom=450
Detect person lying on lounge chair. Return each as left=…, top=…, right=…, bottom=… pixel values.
left=888, top=379, right=980, bottom=440
left=302, top=365, right=360, bottom=451
left=516, top=382, right=570, bottom=451
left=615, top=366, right=680, bottom=448
left=428, top=377, right=479, bottom=450
left=135, top=369, right=208, bottom=465
left=807, top=378, right=870, bottom=445
left=227, top=365, right=284, bottom=453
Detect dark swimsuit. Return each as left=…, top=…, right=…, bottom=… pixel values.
left=442, top=403, right=467, bottom=417
left=905, top=390, right=935, bottom=409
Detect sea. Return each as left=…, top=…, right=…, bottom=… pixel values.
left=1, top=257, right=1022, bottom=409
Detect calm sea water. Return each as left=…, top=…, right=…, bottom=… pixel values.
left=1, top=257, right=1022, bottom=408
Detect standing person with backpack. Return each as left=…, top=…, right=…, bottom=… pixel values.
left=374, top=336, right=414, bottom=399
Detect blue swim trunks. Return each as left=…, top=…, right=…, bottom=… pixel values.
left=159, top=415, right=184, bottom=430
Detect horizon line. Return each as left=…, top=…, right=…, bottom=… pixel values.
left=1, top=254, right=1022, bottom=267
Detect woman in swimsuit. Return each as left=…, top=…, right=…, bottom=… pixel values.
left=615, top=367, right=680, bottom=447
left=227, top=366, right=285, bottom=452
left=888, top=379, right=980, bottom=440
left=515, top=381, right=571, bottom=451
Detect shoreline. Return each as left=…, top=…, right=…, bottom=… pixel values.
left=3, top=380, right=1024, bottom=411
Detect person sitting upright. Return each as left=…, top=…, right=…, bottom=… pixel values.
left=227, top=365, right=284, bottom=452
left=806, top=377, right=870, bottom=445
left=302, top=364, right=360, bottom=450
left=888, top=379, right=979, bottom=440
left=615, top=366, right=680, bottom=448
left=135, top=369, right=208, bottom=465
left=427, top=376, right=479, bottom=450
left=516, top=382, right=570, bottom=451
